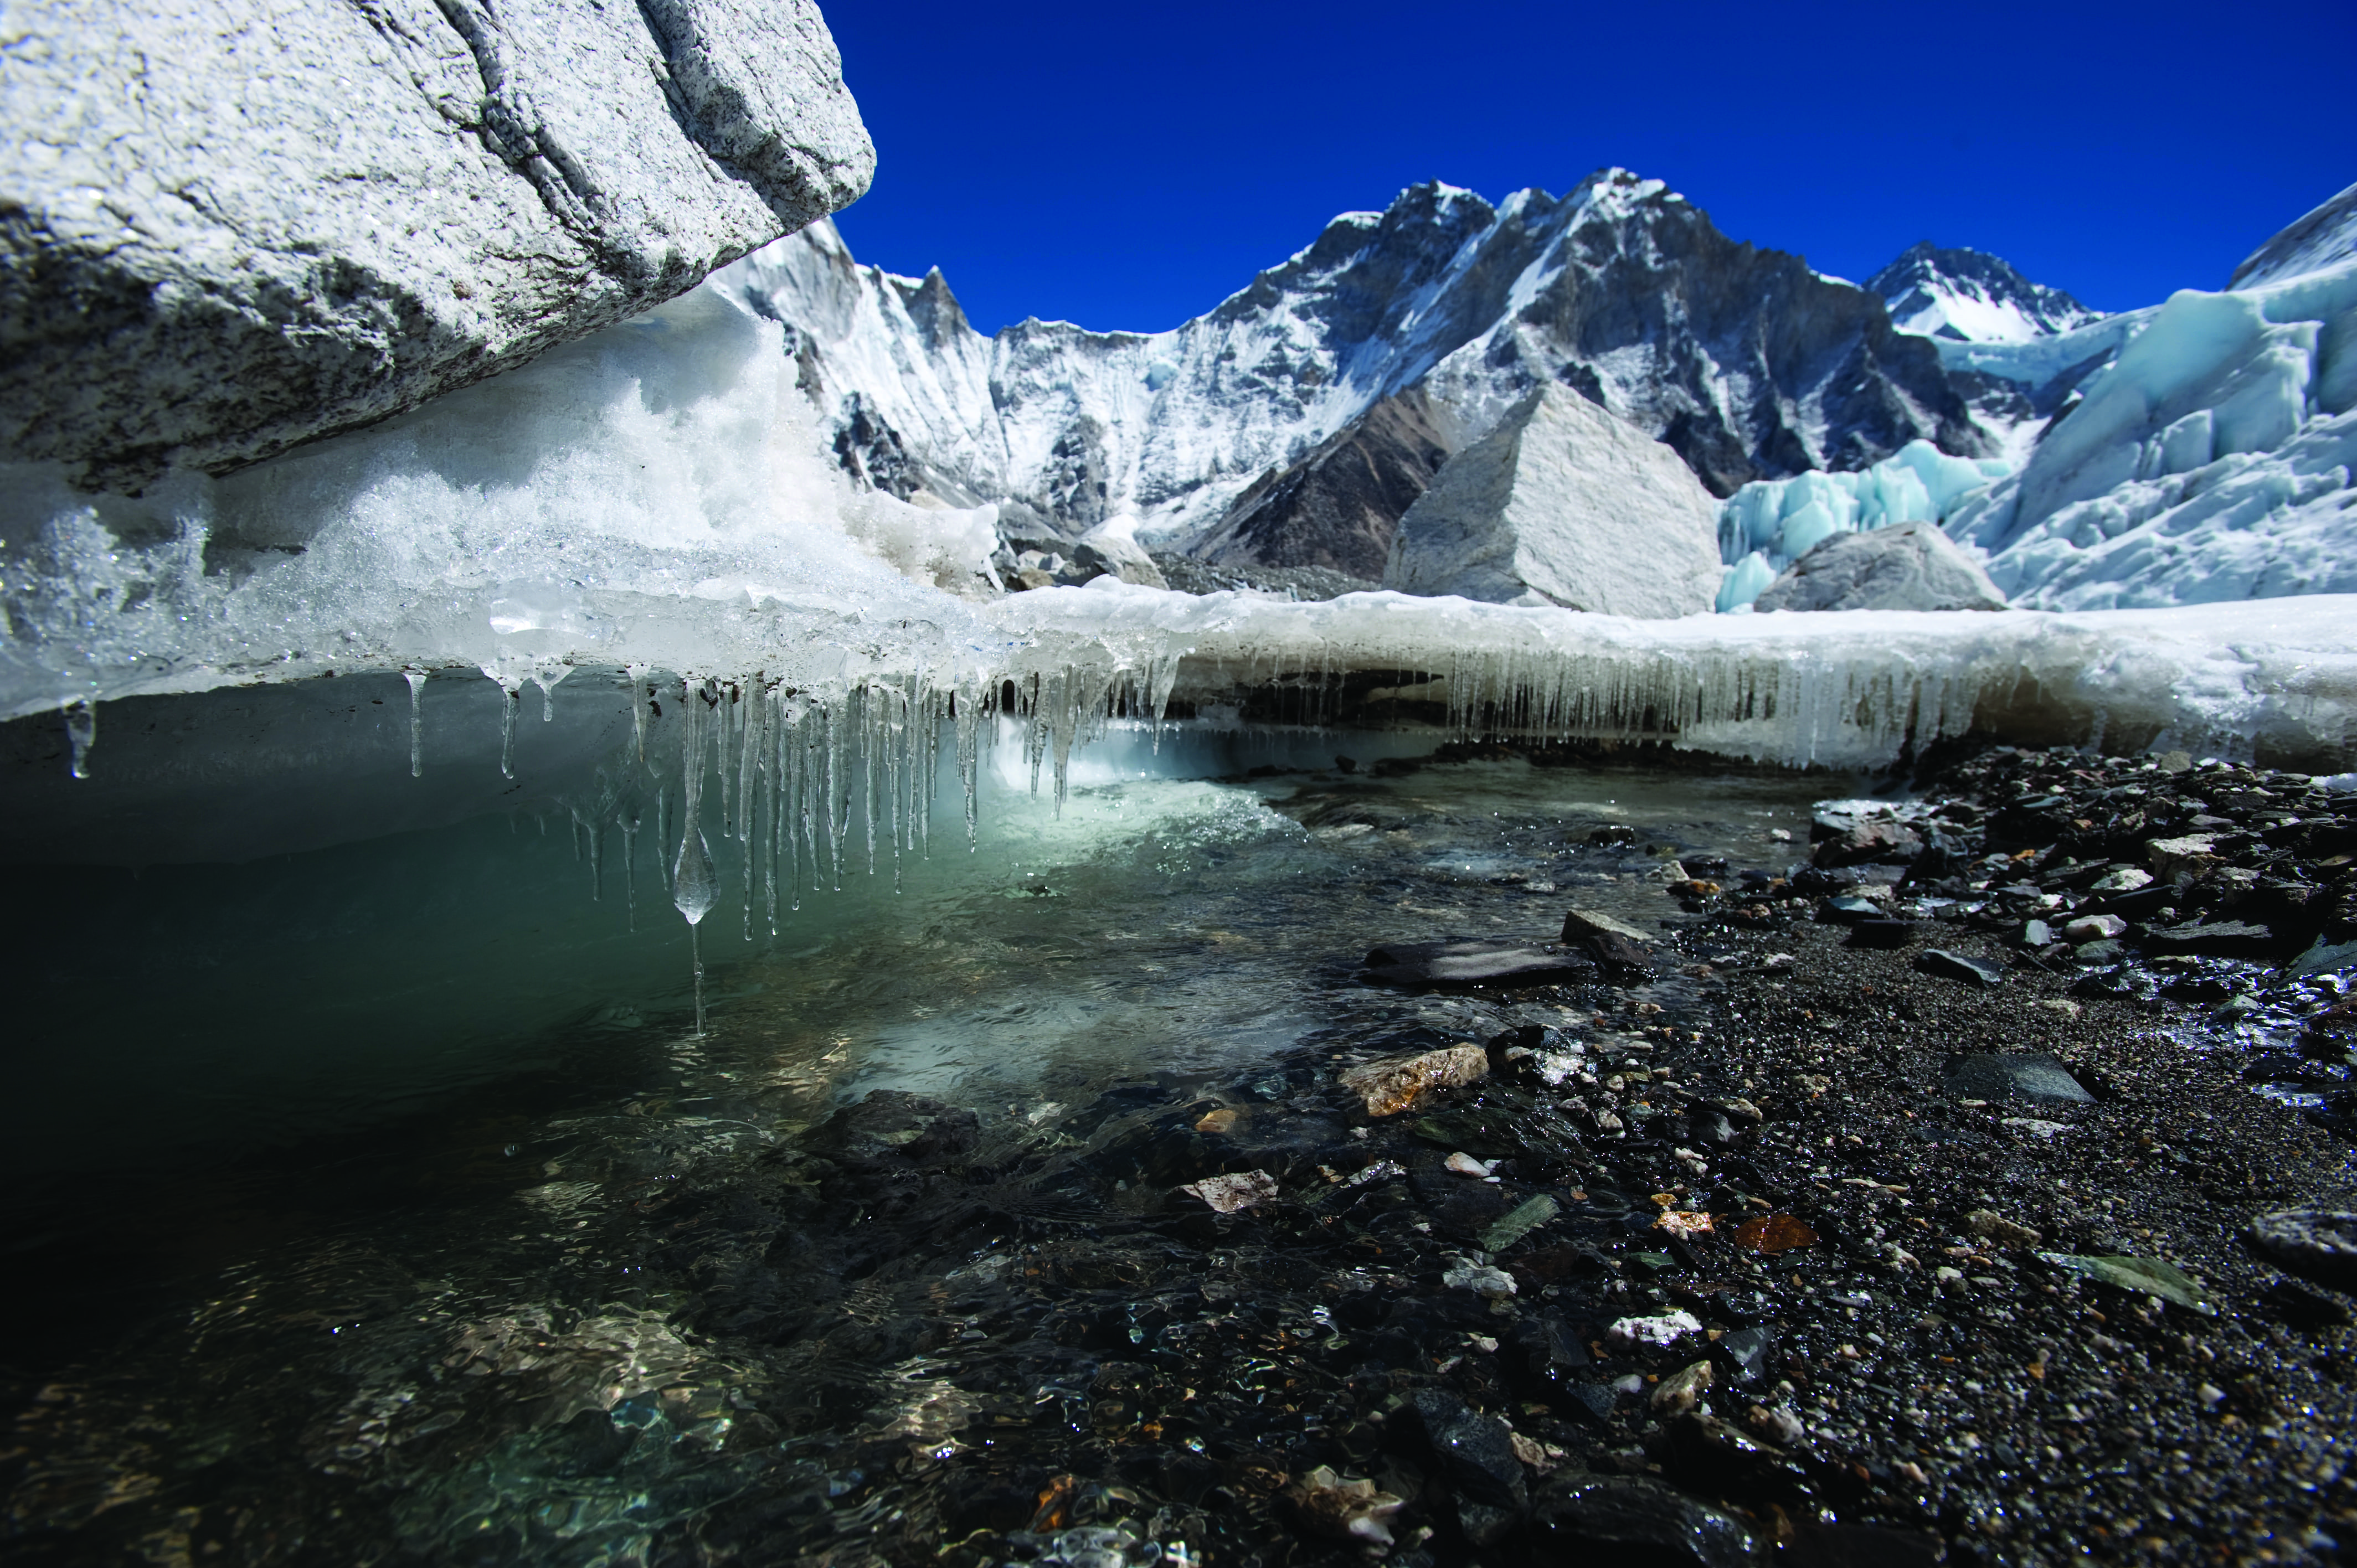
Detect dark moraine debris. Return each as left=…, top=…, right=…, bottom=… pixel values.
left=1941, top=1051, right=2096, bottom=1104
left=1361, top=938, right=1597, bottom=987
left=1525, top=1473, right=1757, bottom=1566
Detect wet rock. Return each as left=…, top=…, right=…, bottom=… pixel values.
left=1282, top=1465, right=1404, bottom=1546
left=1338, top=1044, right=1489, bottom=1117
left=1715, top=1325, right=1774, bottom=1383
left=1361, top=938, right=1596, bottom=988
left=1406, top=1388, right=1527, bottom=1528
left=1941, top=1053, right=2094, bottom=1105
left=1812, top=816, right=1925, bottom=868
left=1916, top=948, right=2005, bottom=987
left=1650, top=1359, right=1713, bottom=1415
left=2248, top=1209, right=2357, bottom=1289
left=1443, top=1260, right=1519, bottom=1299
left=1781, top=1521, right=1949, bottom=1567
left=801, top=1090, right=979, bottom=1170
left=1561, top=907, right=1655, bottom=946
left=1607, top=1309, right=1705, bottom=1349
left=1818, top=894, right=1886, bottom=924
left=1181, top=1170, right=1279, bottom=1213
left=2019, top=917, right=2054, bottom=947
left=1525, top=1473, right=1756, bottom=1566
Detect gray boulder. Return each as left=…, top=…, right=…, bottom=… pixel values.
left=1753, top=520, right=2007, bottom=612
left=1382, top=384, right=1722, bottom=617
left=1, top=0, right=873, bottom=487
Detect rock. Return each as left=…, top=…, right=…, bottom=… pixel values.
left=1715, top=1326, right=1774, bottom=1383
left=1382, top=383, right=1723, bottom=616
left=2062, top=914, right=2128, bottom=943
left=1337, top=1044, right=1489, bottom=1117
left=1070, top=516, right=1169, bottom=588
left=2036, top=1252, right=2216, bottom=1314
left=1607, top=1310, right=1706, bottom=1349
left=1180, top=1170, right=1279, bottom=1214
left=1753, top=519, right=2007, bottom=612
left=2147, top=919, right=2277, bottom=958
left=1650, top=1359, right=1714, bottom=1415
left=1846, top=917, right=1914, bottom=950
left=2, top=0, right=874, bottom=486
left=1407, top=1389, right=1527, bottom=1518
left=1480, top=1194, right=1560, bottom=1251
left=1916, top=948, right=2006, bottom=987
left=801, top=1090, right=978, bottom=1170
left=1942, top=1053, right=2094, bottom=1104
left=1812, top=815, right=1925, bottom=867
left=1525, top=1473, right=1756, bottom=1567
left=1282, top=1466, right=1405, bottom=1546
left=1818, top=895, right=1886, bottom=924
left=2147, top=835, right=2220, bottom=883
left=1964, top=1208, right=2044, bottom=1247
left=2020, top=917, right=2055, bottom=947
left=1561, top=907, right=1655, bottom=945
left=1445, top=1151, right=1500, bottom=1178
left=1360, top=938, right=1596, bottom=988
left=1444, top=1260, right=1519, bottom=1299
left=2090, top=865, right=2156, bottom=894
left=2248, top=1209, right=2357, bottom=1290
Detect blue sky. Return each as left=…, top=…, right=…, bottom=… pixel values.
left=821, top=0, right=2353, bottom=337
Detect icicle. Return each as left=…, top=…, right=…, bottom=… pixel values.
left=655, top=786, right=672, bottom=893
left=403, top=668, right=426, bottom=778
left=532, top=656, right=570, bottom=722
left=494, top=678, right=522, bottom=777
left=618, top=811, right=639, bottom=930
left=674, top=678, right=717, bottom=1036
left=626, top=662, right=651, bottom=766
left=584, top=810, right=603, bottom=901
left=827, top=697, right=850, bottom=891
left=955, top=672, right=982, bottom=851
left=714, top=683, right=735, bottom=838
left=61, top=697, right=95, bottom=779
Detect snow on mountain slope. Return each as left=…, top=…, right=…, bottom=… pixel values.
left=1867, top=242, right=2102, bottom=344
left=722, top=171, right=1989, bottom=571
left=2230, top=180, right=2357, bottom=290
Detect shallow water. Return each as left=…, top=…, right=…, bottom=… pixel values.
left=0, top=727, right=1850, bottom=1562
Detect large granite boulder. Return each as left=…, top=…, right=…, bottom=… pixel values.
left=1754, top=520, right=2008, bottom=612
left=1382, top=383, right=1722, bottom=617
left=1, top=0, right=873, bottom=488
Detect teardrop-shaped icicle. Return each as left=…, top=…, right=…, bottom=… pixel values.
left=673, top=828, right=717, bottom=926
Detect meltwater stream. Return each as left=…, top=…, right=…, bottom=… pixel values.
left=0, top=689, right=1843, bottom=1565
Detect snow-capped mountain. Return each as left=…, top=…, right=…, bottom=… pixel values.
left=2230, top=179, right=2357, bottom=290
left=716, top=171, right=1991, bottom=578
left=1865, top=242, right=2102, bottom=344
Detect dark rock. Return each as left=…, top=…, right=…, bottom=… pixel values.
left=1715, top=1325, right=1774, bottom=1383
left=1361, top=938, right=1596, bottom=987
left=550, top=1408, right=633, bottom=1476
left=1817, top=895, right=1886, bottom=924
left=2248, top=1209, right=2357, bottom=1290
left=1525, top=1473, right=1756, bottom=1566
left=1782, top=1521, right=1950, bottom=1567
left=2147, top=919, right=2279, bottom=958
left=1813, top=817, right=1926, bottom=868
left=1648, top=1411, right=1810, bottom=1508
left=1406, top=1389, right=1526, bottom=1512
left=800, top=1090, right=979, bottom=1171
left=1916, top=948, right=2005, bottom=987
left=1941, top=1053, right=2094, bottom=1105
left=1845, top=918, right=1913, bottom=950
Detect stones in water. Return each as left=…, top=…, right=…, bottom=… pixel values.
left=2147, top=919, right=2278, bottom=958
left=1404, top=1389, right=1527, bottom=1543
left=1916, top=947, right=2005, bottom=987
left=1360, top=938, right=1596, bottom=988
left=2248, top=1209, right=2357, bottom=1289
left=1561, top=906, right=1655, bottom=945
left=1942, top=1052, right=2094, bottom=1104
left=1525, top=1473, right=1757, bottom=1566
left=1337, top=1044, right=1489, bottom=1117
left=1180, top=1170, right=1279, bottom=1214
left=1280, top=1466, right=1403, bottom=1546
left=799, top=1090, right=979, bottom=1172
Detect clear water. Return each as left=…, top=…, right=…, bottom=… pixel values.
left=0, top=715, right=1850, bottom=1562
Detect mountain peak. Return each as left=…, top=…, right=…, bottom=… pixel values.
left=1866, top=241, right=2099, bottom=344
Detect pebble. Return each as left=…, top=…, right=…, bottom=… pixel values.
left=1917, top=948, right=2006, bottom=987
left=1338, top=1044, right=1488, bottom=1117
left=1650, top=1359, right=1714, bottom=1415
left=2062, top=913, right=2128, bottom=943
left=1180, top=1169, right=1279, bottom=1213
left=1607, top=1309, right=1705, bottom=1349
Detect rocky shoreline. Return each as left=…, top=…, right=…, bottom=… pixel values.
left=521, top=744, right=2357, bottom=1566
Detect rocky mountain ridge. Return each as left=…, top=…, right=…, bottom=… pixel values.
left=716, top=170, right=2024, bottom=579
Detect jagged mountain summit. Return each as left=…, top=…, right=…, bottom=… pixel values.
left=1865, top=242, right=2103, bottom=344
left=716, top=169, right=2016, bottom=579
